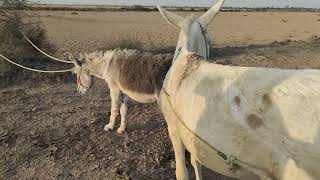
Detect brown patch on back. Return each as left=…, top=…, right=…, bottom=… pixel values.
left=246, top=114, right=264, bottom=129
left=234, top=96, right=241, bottom=106
left=115, top=50, right=173, bottom=94
left=178, top=54, right=203, bottom=87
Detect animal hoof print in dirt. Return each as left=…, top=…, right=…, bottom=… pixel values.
left=117, top=128, right=125, bottom=134
left=104, top=125, right=113, bottom=132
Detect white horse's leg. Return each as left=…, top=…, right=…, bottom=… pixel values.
left=168, top=126, right=189, bottom=180
left=191, top=155, right=203, bottom=180
left=117, top=96, right=128, bottom=134
left=104, top=88, right=122, bottom=131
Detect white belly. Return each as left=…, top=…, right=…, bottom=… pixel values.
left=122, top=88, right=157, bottom=103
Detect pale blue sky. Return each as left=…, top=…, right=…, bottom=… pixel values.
left=32, top=0, right=320, bottom=8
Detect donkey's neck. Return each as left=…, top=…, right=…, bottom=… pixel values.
left=83, top=50, right=115, bottom=79
left=175, top=18, right=210, bottom=60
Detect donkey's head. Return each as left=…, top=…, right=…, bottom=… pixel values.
left=69, top=54, right=93, bottom=95
left=157, top=0, right=225, bottom=60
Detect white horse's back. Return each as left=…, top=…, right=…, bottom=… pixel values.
left=164, top=53, right=320, bottom=179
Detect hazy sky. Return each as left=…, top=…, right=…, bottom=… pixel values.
left=32, top=0, right=320, bottom=8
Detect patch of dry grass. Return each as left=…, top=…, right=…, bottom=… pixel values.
left=98, top=36, right=175, bottom=55
left=0, top=0, right=52, bottom=77
left=98, top=37, right=144, bottom=51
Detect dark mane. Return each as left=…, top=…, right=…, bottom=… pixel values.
left=178, top=54, right=203, bottom=88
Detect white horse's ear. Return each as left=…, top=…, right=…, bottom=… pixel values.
left=157, top=5, right=184, bottom=29
left=199, top=0, right=225, bottom=26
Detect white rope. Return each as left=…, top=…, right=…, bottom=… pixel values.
left=23, top=34, right=74, bottom=64
left=0, top=54, right=73, bottom=73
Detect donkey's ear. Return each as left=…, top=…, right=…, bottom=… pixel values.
left=157, top=5, right=183, bottom=29
left=199, top=0, right=225, bottom=27
left=69, top=54, right=81, bottom=66
left=69, top=54, right=75, bottom=61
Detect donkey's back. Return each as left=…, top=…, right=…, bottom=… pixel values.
left=109, top=49, right=172, bottom=103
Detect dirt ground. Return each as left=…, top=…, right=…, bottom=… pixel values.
left=30, top=11, right=320, bottom=55
left=1, top=10, right=320, bottom=180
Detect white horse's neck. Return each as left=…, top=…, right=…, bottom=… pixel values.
left=173, top=18, right=210, bottom=63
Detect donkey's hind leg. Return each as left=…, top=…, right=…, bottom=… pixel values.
left=104, top=88, right=122, bottom=131
left=191, top=155, right=203, bottom=180
left=117, top=95, right=128, bottom=134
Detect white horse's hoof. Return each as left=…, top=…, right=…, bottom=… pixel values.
left=116, top=127, right=125, bottom=134
left=104, top=124, right=113, bottom=131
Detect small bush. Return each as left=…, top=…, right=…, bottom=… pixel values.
left=280, top=17, right=288, bottom=23
left=70, top=11, right=79, bottom=15
left=311, top=35, right=320, bottom=42
left=0, top=0, right=50, bottom=76
left=98, top=36, right=175, bottom=55
left=98, top=37, right=144, bottom=51
left=131, top=5, right=151, bottom=11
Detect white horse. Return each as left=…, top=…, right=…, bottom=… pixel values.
left=1, top=37, right=172, bottom=133
left=158, top=0, right=320, bottom=180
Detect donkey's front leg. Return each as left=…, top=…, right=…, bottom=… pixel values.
left=117, top=96, right=128, bottom=134
left=104, top=88, right=122, bottom=131
left=168, top=126, right=189, bottom=180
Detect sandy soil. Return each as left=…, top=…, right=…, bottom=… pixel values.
left=31, top=11, right=320, bottom=56
left=1, top=10, right=320, bottom=180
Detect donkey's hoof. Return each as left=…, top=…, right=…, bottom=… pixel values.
left=104, top=125, right=113, bottom=131
left=116, top=128, right=125, bottom=134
